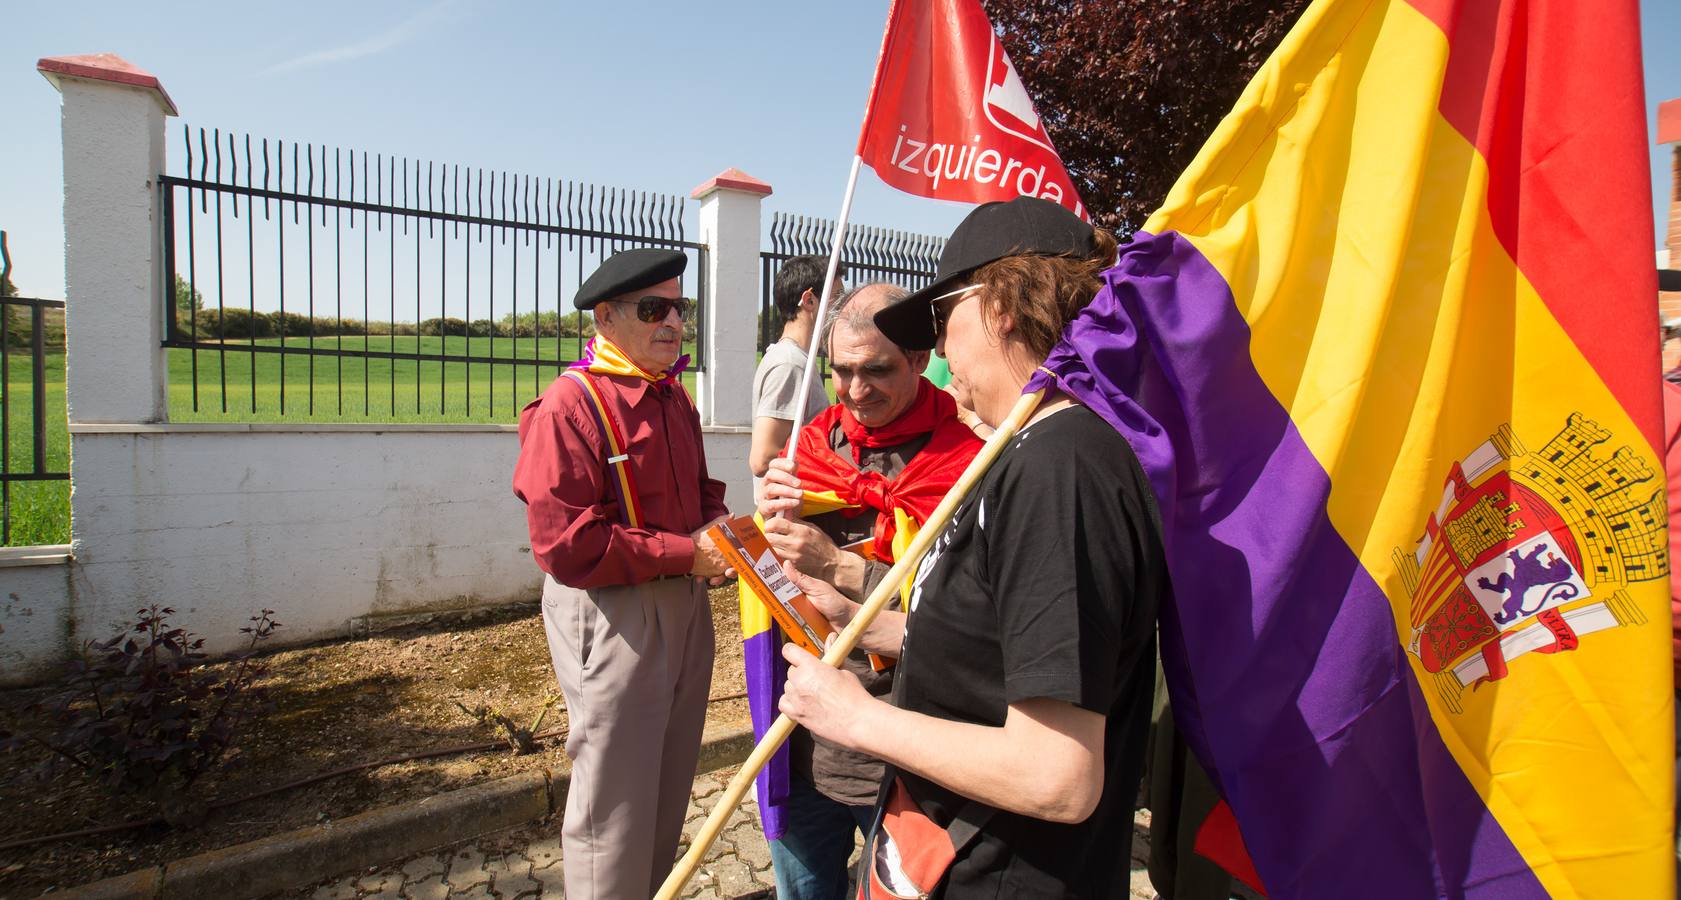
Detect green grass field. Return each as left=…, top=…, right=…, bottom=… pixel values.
left=2, top=348, right=70, bottom=546
left=167, top=335, right=698, bottom=423
left=6, top=335, right=815, bottom=546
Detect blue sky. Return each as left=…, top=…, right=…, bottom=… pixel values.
left=2, top=0, right=1678, bottom=299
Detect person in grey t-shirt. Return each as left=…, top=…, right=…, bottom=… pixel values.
left=751, top=254, right=844, bottom=496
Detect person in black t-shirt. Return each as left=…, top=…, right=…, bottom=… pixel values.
left=766, top=197, right=1166, bottom=898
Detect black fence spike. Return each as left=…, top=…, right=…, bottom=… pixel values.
left=158, top=131, right=881, bottom=422
left=476, top=167, right=485, bottom=241
left=609, top=186, right=621, bottom=254
left=585, top=183, right=596, bottom=254
left=226, top=130, right=239, bottom=219
left=291, top=142, right=300, bottom=224
left=318, top=145, right=329, bottom=227
left=524, top=175, right=534, bottom=246
left=400, top=156, right=409, bottom=237
left=500, top=170, right=510, bottom=245
left=198, top=128, right=210, bottom=213
left=374, top=153, right=383, bottom=232
left=262, top=137, right=271, bottom=220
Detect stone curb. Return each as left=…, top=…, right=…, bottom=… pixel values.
left=59, top=723, right=757, bottom=899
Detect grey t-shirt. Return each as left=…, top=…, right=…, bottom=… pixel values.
left=751, top=339, right=829, bottom=425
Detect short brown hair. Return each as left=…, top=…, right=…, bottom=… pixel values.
left=972, top=228, right=1119, bottom=362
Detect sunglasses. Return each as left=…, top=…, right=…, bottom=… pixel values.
left=615, top=295, right=694, bottom=323
left=930, top=283, right=984, bottom=333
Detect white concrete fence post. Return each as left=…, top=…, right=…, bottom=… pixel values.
left=38, top=54, right=177, bottom=425
left=691, top=168, right=772, bottom=429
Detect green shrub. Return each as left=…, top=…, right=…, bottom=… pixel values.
left=4, top=306, right=67, bottom=349
left=419, top=317, right=469, bottom=337
left=559, top=313, right=596, bottom=339
left=0, top=606, right=281, bottom=826
left=268, top=311, right=315, bottom=337
left=191, top=307, right=274, bottom=339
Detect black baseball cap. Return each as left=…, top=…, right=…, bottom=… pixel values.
left=874, top=196, right=1096, bottom=350
left=575, top=248, right=687, bottom=310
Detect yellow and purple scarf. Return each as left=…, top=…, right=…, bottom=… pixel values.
left=569, top=334, right=689, bottom=385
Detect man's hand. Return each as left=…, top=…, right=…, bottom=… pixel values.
left=757, top=457, right=803, bottom=519
left=763, top=515, right=841, bottom=581
left=689, top=516, right=732, bottom=583
left=779, top=640, right=875, bottom=747
left=782, top=560, right=859, bottom=631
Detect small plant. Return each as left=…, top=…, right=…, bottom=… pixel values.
left=0, top=606, right=281, bottom=826
left=456, top=695, right=560, bottom=755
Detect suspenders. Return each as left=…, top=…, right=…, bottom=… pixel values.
left=562, top=369, right=644, bottom=529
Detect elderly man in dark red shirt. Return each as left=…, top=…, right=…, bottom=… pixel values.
left=513, top=247, right=730, bottom=899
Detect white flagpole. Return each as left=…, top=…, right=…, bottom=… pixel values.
left=779, top=154, right=864, bottom=471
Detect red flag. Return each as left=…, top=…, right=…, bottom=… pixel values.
left=856, top=0, right=1085, bottom=218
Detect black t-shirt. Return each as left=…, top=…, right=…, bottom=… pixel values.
left=791, top=423, right=931, bottom=806
left=892, top=405, right=1165, bottom=899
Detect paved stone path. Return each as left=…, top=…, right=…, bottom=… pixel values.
left=299, top=767, right=1182, bottom=899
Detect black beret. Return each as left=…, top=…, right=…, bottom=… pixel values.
left=574, top=248, right=688, bottom=310
left=876, top=196, right=1094, bottom=350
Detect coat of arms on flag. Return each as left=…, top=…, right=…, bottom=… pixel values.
left=1394, top=414, right=1662, bottom=712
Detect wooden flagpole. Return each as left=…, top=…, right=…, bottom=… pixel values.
left=655, top=387, right=1047, bottom=900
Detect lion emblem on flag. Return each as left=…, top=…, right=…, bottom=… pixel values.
left=1392, top=413, right=1666, bottom=713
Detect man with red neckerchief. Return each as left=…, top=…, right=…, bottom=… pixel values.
left=513, top=248, right=731, bottom=900
left=755, top=281, right=983, bottom=900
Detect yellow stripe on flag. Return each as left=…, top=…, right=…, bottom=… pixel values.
left=1148, top=0, right=1673, bottom=893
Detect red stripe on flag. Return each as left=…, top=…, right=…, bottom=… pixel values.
left=852, top=0, right=1086, bottom=216
left=1404, top=0, right=1661, bottom=451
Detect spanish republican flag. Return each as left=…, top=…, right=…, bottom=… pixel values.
left=1024, top=0, right=1671, bottom=894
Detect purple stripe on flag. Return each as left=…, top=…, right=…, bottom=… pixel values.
left=1028, top=231, right=1542, bottom=897
left=742, top=626, right=791, bottom=841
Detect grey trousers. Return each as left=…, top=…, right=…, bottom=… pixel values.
left=541, top=574, right=715, bottom=899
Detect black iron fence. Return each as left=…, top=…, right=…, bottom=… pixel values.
left=161, top=125, right=708, bottom=423
left=758, top=212, right=944, bottom=356
left=1, top=294, right=70, bottom=546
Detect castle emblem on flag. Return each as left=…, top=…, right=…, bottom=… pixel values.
left=1392, top=413, right=1666, bottom=713
left=982, top=33, right=1055, bottom=153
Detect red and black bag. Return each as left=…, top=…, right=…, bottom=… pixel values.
left=856, top=776, right=992, bottom=899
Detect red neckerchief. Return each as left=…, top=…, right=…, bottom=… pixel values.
left=790, top=379, right=983, bottom=561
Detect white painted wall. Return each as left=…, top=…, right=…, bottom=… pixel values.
left=1, top=426, right=751, bottom=685
left=1, top=551, right=76, bottom=682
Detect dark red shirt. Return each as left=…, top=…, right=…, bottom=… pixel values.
left=514, top=372, right=728, bottom=589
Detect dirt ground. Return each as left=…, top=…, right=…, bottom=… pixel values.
left=0, top=586, right=750, bottom=897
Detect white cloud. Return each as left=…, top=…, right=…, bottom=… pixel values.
left=265, top=0, right=457, bottom=75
